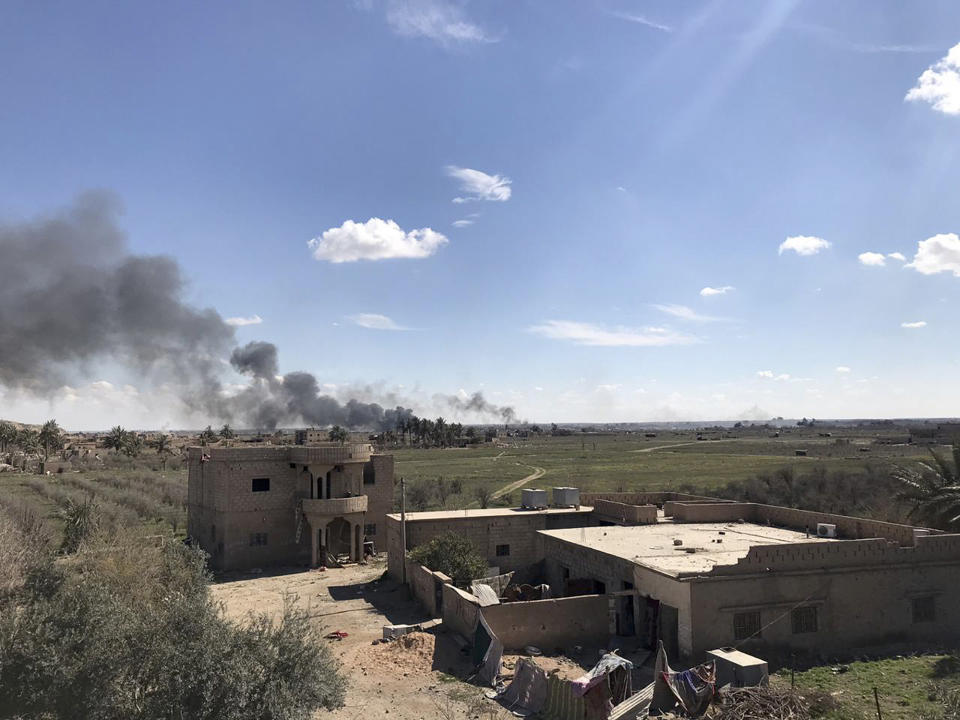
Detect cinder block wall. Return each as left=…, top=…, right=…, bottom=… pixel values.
left=592, top=499, right=658, bottom=524
left=482, top=595, right=613, bottom=650
left=366, top=455, right=395, bottom=544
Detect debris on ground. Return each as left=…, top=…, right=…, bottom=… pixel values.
left=325, top=631, right=349, bottom=640
left=355, top=632, right=439, bottom=678
left=696, top=685, right=838, bottom=720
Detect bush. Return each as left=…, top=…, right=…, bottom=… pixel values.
left=409, top=532, right=488, bottom=586
left=0, top=533, right=346, bottom=719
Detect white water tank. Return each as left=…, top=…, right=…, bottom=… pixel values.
left=521, top=488, right=548, bottom=509
left=816, top=523, right=837, bottom=538
left=552, top=487, right=580, bottom=507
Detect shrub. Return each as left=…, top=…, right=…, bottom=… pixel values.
left=409, top=532, right=487, bottom=586
left=0, top=534, right=346, bottom=719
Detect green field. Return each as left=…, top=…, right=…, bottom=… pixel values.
left=392, top=430, right=932, bottom=509
left=773, top=654, right=960, bottom=720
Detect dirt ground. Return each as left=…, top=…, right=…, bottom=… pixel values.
left=211, top=557, right=500, bottom=719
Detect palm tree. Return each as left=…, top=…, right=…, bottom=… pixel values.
left=150, top=433, right=173, bottom=470
left=37, top=419, right=63, bottom=466
left=0, top=421, right=17, bottom=454
left=894, top=441, right=960, bottom=531
left=17, top=429, right=40, bottom=471
left=198, top=425, right=218, bottom=446
left=103, top=426, right=128, bottom=454
left=220, top=424, right=235, bottom=441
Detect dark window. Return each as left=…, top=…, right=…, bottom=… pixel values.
left=791, top=606, right=818, bottom=634
left=561, top=565, right=570, bottom=580
left=252, top=477, right=270, bottom=492
left=913, top=596, right=936, bottom=623
left=594, top=580, right=606, bottom=594
left=496, top=544, right=510, bottom=557
left=364, top=523, right=376, bottom=536
left=249, top=533, right=268, bottom=547
left=289, top=463, right=296, bottom=469
left=363, top=462, right=375, bottom=485
left=734, top=611, right=761, bottom=641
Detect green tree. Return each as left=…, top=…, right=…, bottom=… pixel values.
left=219, top=424, right=235, bottom=440
left=59, top=497, right=100, bottom=554
left=198, top=425, right=218, bottom=446
left=103, top=426, right=129, bottom=454
left=121, top=433, right=143, bottom=457
left=16, top=429, right=39, bottom=471
left=328, top=425, right=348, bottom=445
left=895, top=441, right=960, bottom=531
left=408, top=532, right=487, bottom=587
left=37, top=420, right=63, bottom=467
left=0, top=422, right=17, bottom=454
left=150, top=434, right=173, bottom=470
left=408, top=481, right=432, bottom=511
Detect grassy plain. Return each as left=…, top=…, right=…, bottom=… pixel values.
left=773, top=654, right=960, bottom=720
left=393, top=429, right=933, bottom=509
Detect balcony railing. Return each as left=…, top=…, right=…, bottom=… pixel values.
left=302, top=496, right=367, bottom=516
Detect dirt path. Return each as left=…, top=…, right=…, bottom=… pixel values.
left=211, top=559, right=488, bottom=720
left=628, top=441, right=703, bottom=453
left=492, top=463, right=545, bottom=499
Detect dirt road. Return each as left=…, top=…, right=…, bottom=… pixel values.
left=491, top=463, right=545, bottom=499
left=211, top=559, right=491, bottom=719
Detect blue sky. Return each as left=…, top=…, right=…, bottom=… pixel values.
left=2, top=0, right=960, bottom=428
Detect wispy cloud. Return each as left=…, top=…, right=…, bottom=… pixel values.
left=836, top=366, right=851, bottom=373
left=901, top=320, right=927, bottom=329
left=309, top=217, right=448, bottom=263
left=224, top=314, right=263, bottom=327
left=779, top=235, right=830, bottom=256
left=906, top=233, right=960, bottom=277
left=446, top=165, right=512, bottom=203
left=654, top=304, right=725, bottom=322
left=797, top=23, right=940, bottom=55
left=605, top=9, right=672, bottom=33
left=452, top=219, right=474, bottom=227
left=699, top=286, right=734, bottom=297
left=383, top=0, right=495, bottom=46
left=528, top=320, right=698, bottom=347
left=888, top=252, right=906, bottom=262
left=905, top=43, right=960, bottom=115
left=348, top=313, right=409, bottom=330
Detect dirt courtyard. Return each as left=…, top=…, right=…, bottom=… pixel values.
left=211, top=558, right=499, bottom=719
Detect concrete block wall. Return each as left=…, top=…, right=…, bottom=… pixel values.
left=592, top=499, right=658, bottom=524
left=581, top=491, right=721, bottom=507
left=482, top=595, right=613, bottom=651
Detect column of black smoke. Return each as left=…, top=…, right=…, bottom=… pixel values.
left=0, top=192, right=515, bottom=430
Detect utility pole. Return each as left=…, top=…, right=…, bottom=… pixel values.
left=400, top=476, right=407, bottom=586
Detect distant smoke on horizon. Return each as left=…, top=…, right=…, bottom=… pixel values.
left=0, top=192, right=515, bottom=430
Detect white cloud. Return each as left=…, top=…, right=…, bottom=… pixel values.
left=905, top=43, right=960, bottom=115
left=858, top=252, right=886, bottom=267
left=836, top=366, right=851, bottom=373
left=605, top=10, right=672, bottom=32
left=654, top=304, right=725, bottom=322
left=384, top=0, right=493, bottom=45
left=888, top=252, right=906, bottom=262
left=779, top=235, right=831, bottom=256
left=446, top=166, right=512, bottom=203
left=348, top=313, right=408, bottom=331
left=528, top=320, right=697, bottom=347
left=224, top=314, right=263, bottom=327
left=906, top=233, right=960, bottom=276
left=309, top=218, right=448, bottom=263
left=699, top=285, right=734, bottom=297
left=756, top=370, right=774, bottom=378
left=452, top=219, right=474, bottom=227
left=901, top=320, right=927, bottom=328
left=756, top=370, right=792, bottom=381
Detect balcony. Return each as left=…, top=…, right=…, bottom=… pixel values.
left=301, top=496, right=367, bottom=516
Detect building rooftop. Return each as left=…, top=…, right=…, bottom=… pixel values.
left=388, top=506, right=595, bottom=522
left=540, top=522, right=839, bottom=576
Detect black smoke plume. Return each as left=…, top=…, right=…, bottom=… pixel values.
left=0, top=193, right=514, bottom=430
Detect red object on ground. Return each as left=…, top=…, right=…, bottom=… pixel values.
left=326, top=631, right=349, bottom=640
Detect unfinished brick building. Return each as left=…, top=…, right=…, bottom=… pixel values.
left=388, top=490, right=960, bottom=659
left=187, top=443, right=394, bottom=570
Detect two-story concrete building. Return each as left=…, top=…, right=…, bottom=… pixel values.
left=187, top=443, right=394, bottom=570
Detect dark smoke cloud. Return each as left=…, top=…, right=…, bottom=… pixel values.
left=1, top=193, right=513, bottom=431
left=0, top=191, right=234, bottom=397
left=437, top=390, right=518, bottom=424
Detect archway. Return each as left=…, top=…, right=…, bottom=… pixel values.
left=326, top=517, right=352, bottom=559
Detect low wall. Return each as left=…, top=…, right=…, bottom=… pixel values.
left=442, top=583, right=481, bottom=638
left=482, top=594, right=613, bottom=651
left=665, top=502, right=754, bottom=523
left=581, top=491, right=720, bottom=507
left=593, top=499, right=658, bottom=524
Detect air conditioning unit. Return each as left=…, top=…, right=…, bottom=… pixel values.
left=552, top=487, right=580, bottom=507
left=521, top=488, right=548, bottom=509
left=816, top=523, right=837, bottom=538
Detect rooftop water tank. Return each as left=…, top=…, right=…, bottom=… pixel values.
left=552, top=487, right=580, bottom=507
left=521, top=488, right=548, bottom=509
